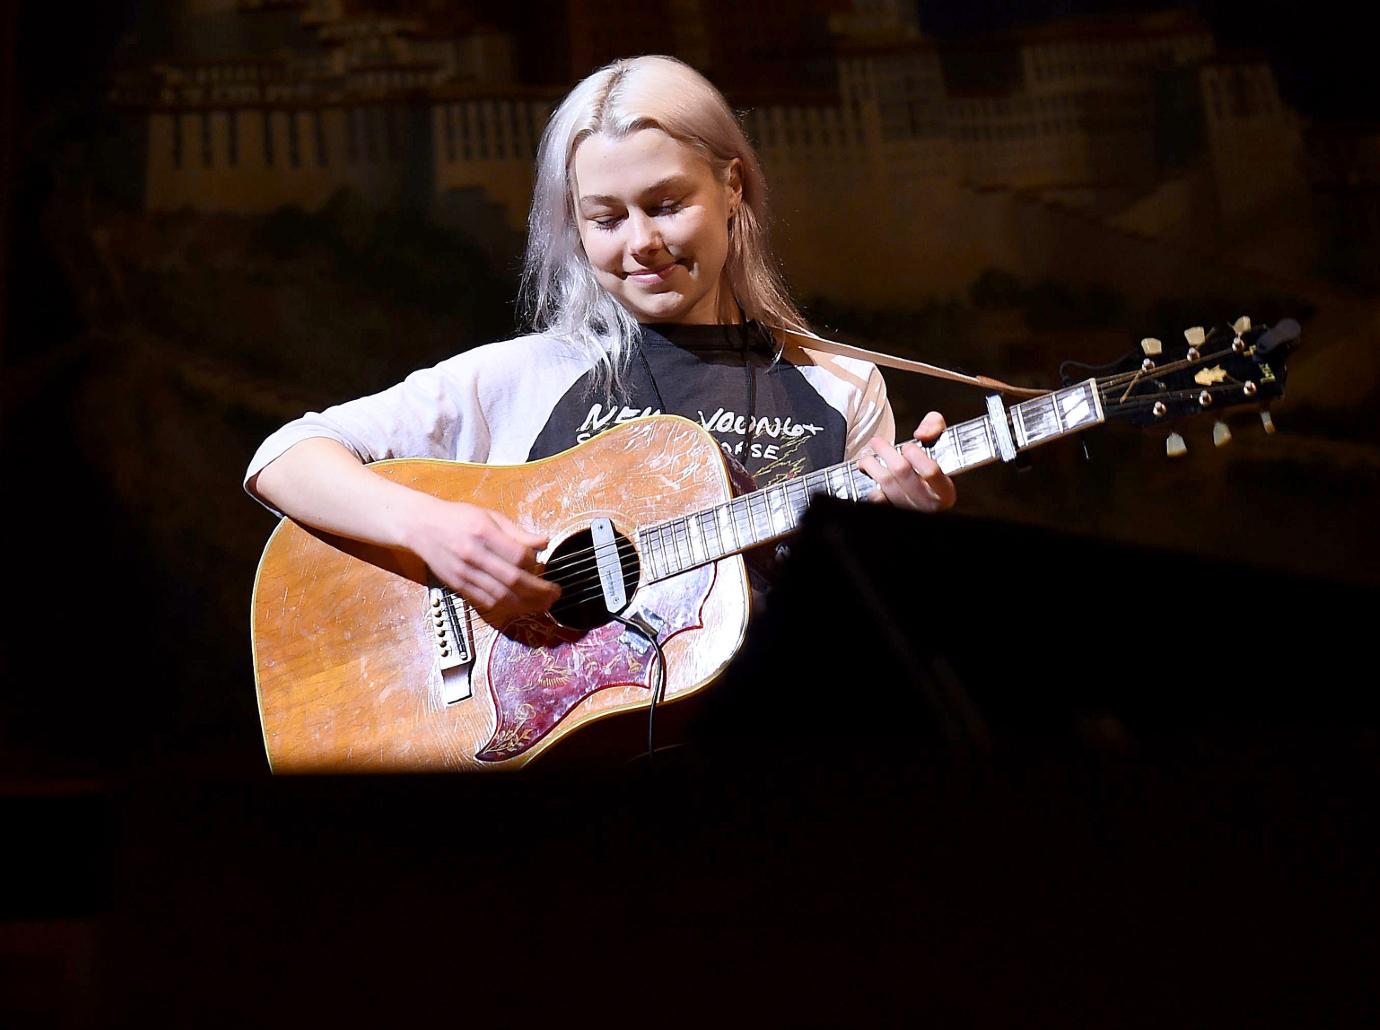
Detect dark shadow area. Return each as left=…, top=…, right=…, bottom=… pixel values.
left=3, top=504, right=1376, bottom=1026
left=4, top=2, right=1377, bottom=1025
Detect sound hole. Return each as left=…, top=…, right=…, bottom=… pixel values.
left=546, top=526, right=640, bottom=632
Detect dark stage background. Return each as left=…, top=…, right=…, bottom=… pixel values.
left=2, top=2, right=1376, bottom=1025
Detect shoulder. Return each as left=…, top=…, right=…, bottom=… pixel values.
left=776, top=338, right=884, bottom=394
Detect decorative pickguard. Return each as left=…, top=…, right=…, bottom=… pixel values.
left=476, top=565, right=716, bottom=762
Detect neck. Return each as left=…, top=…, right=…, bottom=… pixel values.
left=635, top=378, right=1106, bottom=582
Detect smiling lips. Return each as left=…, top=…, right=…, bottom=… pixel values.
left=626, top=263, right=681, bottom=283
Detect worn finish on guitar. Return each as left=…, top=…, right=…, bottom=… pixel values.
left=251, top=416, right=751, bottom=772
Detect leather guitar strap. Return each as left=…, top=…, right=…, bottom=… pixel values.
left=768, top=324, right=1048, bottom=399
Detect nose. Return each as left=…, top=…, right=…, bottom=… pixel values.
left=627, top=210, right=664, bottom=263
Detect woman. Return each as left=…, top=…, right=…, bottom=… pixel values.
left=245, top=55, right=956, bottom=625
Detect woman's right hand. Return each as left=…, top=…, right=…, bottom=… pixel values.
left=402, top=498, right=561, bottom=624
left=250, top=439, right=559, bottom=623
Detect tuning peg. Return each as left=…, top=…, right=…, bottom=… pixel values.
left=1233, top=315, right=1252, bottom=334
left=1166, top=432, right=1187, bottom=458
left=1260, top=409, right=1276, bottom=434
left=1184, top=326, right=1206, bottom=348
left=1141, top=337, right=1163, bottom=356
left=1213, top=420, right=1232, bottom=447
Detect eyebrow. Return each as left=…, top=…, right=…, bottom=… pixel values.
left=577, top=175, right=693, bottom=206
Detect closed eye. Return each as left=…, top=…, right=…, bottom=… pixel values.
left=591, top=202, right=681, bottom=232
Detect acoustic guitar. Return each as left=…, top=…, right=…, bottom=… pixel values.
left=251, top=318, right=1297, bottom=771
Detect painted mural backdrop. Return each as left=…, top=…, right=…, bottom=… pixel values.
left=4, top=0, right=1377, bottom=774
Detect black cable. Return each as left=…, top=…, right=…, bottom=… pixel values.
left=611, top=612, right=668, bottom=767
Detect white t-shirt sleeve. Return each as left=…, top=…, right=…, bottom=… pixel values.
left=242, top=335, right=596, bottom=518
left=843, top=362, right=896, bottom=461
left=242, top=351, right=493, bottom=518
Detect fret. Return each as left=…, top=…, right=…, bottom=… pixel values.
left=948, top=426, right=969, bottom=471
left=929, top=428, right=960, bottom=474
left=747, top=490, right=772, bottom=540
left=703, top=504, right=723, bottom=559
left=958, top=419, right=994, bottom=470
left=785, top=477, right=811, bottom=522
left=672, top=518, right=692, bottom=568
left=653, top=524, right=678, bottom=575
left=1012, top=382, right=1102, bottom=448
left=642, top=526, right=659, bottom=579
left=766, top=485, right=793, bottom=535
left=847, top=463, right=871, bottom=500
left=642, top=524, right=661, bottom=577
left=634, top=529, right=655, bottom=580
left=1013, top=394, right=1059, bottom=448
left=731, top=496, right=754, bottom=547
left=826, top=464, right=852, bottom=501
left=717, top=502, right=740, bottom=554
left=686, top=511, right=707, bottom=564
left=1057, top=382, right=1099, bottom=430
left=969, top=418, right=993, bottom=450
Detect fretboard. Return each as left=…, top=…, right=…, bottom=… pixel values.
left=637, top=378, right=1104, bottom=582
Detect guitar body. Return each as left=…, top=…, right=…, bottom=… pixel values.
left=251, top=318, right=1300, bottom=773
left=251, top=416, right=751, bottom=772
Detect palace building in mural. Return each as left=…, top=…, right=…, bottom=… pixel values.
left=108, top=1, right=1321, bottom=304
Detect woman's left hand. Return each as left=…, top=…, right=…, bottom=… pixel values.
left=857, top=411, right=957, bottom=513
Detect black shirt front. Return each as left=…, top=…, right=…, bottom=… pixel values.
left=526, top=322, right=850, bottom=488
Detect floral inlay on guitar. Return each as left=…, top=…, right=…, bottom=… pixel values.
left=476, top=564, right=717, bottom=761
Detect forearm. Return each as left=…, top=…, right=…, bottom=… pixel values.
left=248, top=437, right=438, bottom=550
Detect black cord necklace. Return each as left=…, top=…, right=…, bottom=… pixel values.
left=630, top=318, right=762, bottom=765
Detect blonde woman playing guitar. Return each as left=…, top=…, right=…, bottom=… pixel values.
left=245, top=56, right=955, bottom=771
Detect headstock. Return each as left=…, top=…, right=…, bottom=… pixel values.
left=1093, top=317, right=1298, bottom=451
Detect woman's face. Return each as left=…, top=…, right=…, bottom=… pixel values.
left=572, top=128, right=741, bottom=325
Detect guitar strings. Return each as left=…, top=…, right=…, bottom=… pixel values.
left=445, top=381, right=1242, bottom=624
left=440, top=339, right=1253, bottom=645
left=1093, top=344, right=1237, bottom=397
left=458, top=406, right=1241, bottom=631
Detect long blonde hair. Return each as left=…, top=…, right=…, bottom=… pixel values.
left=520, top=54, right=809, bottom=398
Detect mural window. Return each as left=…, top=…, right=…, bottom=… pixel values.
left=385, top=107, right=400, bottom=162
left=288, top=111, right=300, bottom=168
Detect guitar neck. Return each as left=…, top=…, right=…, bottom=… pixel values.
left=637, top=378, right=1105, bottom=582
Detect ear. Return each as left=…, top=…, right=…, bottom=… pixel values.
left=724, top=158, right=743, bottom=212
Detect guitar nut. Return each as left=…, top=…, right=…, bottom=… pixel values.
left=1142, top=358, right=1156, bottom=371
left=1153, top=401, right=1167, bottom=418
left=1198, top=390, right=1213, bottom=407
left=1187, top=347, right=1201, bottom=361
left=1244, top=381, right=1258, bottom=396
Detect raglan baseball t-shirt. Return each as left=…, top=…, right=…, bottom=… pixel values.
left=243, top=322, right=895, bottom=519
